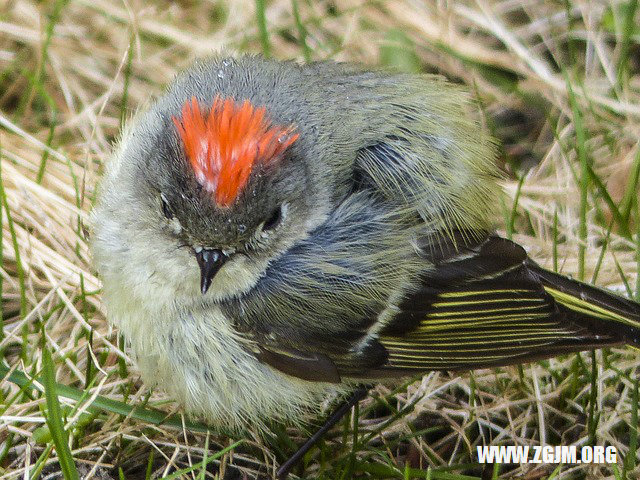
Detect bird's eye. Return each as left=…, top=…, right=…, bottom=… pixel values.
left=161, top=194, right=173, bottom=220
left=262, top=204, right=285, bottom=232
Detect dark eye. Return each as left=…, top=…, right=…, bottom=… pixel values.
left=262, top=204, right=284, bottom=232
left=161, top=194, right=173, bottom=220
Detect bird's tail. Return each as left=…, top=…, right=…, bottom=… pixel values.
left=373, top=235, right=640, bottom=376
left=530, top=262, right=640, bottom=349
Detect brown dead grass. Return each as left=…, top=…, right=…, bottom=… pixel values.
left=1, top=1, right=639, bottom=479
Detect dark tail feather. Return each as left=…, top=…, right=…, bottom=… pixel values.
left=529, top=260, right=640, bottom=348
left=370, top=235, right=640, bottom=377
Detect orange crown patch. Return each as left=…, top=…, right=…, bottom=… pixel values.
left=172, top=96, right=299, bottom=207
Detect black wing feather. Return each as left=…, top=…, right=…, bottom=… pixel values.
left=359, top=235, right=640, bottom=378
left=241, top=231, right=640, bottom=382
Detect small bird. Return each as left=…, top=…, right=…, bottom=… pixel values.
left=92, top=55, right=640, bottom=434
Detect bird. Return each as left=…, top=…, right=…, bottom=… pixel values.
left=91, top=55, right=640, bottom=439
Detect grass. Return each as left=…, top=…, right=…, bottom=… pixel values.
left=1, top=0, right=639, bottom=479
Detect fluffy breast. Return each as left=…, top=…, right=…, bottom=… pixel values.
left=100, top=272, right=344, bottom=430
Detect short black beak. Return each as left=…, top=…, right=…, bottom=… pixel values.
left=195, top=248, right=228, bottom=294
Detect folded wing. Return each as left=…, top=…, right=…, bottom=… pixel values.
left=364, top=235, right=640, bottom=377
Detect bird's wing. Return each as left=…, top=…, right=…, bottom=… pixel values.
left=241, top=232, right=640, bottom=383
left=360, top=235, right=640, bottom=378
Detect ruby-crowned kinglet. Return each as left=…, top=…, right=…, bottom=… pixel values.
left=91, top=55, right=640, bottom=432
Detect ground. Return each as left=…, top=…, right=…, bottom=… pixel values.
left=1, top=1, right=639, bottom=479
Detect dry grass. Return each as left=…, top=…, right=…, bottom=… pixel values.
left=1, top=0, right=639, bottom=479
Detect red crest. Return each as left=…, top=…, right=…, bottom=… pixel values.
left=172, top=96, right=299, bottom=207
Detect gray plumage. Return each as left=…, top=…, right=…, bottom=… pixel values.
left=91, top=55, right=640, bottom=431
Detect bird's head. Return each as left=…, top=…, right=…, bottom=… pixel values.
left=165, top=96, right=304, bottom=294
left=93, top=92, right=324, bottom=302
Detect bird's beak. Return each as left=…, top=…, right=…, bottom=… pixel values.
left=194, top=248, right=228, bottom=294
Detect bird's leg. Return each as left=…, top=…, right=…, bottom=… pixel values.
left=276, top=386, right=369, bottom=479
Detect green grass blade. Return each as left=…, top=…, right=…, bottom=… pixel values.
left=565, top=73, right=589, bottom=281
left=552, top=208, right=558, bottom=272
left=42, top=346, right=80, bottom=480
left=380, top=29, right=421, bottom=73
left=120, top=38, right=134, bottom=130
left=145, top=449, right=154, bottom=480
left=0, top=149, right=27, bottom=322
left=636, top=207, right=640, bottom=302
left=198, top=432, right=209, bottom=480
left=591, top=218, right=614, bottom=284
left=36, top=109, right=57, bottom=184
left=255, top=0, right=271, bottom=58
left=291, top=0, right=311, bottom=62
left=587, top=350, right=599, bottom=445
left=625, top=375, right=638, bottom=475
left=619, top=144, right=640, bottom=225
left=616, top=0, right=638, bottom=89
left=0, top=140, right=3, bottom=345
left=585, top=162, right=630, bottom=239
left=506, top=174, right=525, bottom=240
left=0, top=363, right=215, bottom=434
left=28, top=444, right=54, bottom=479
